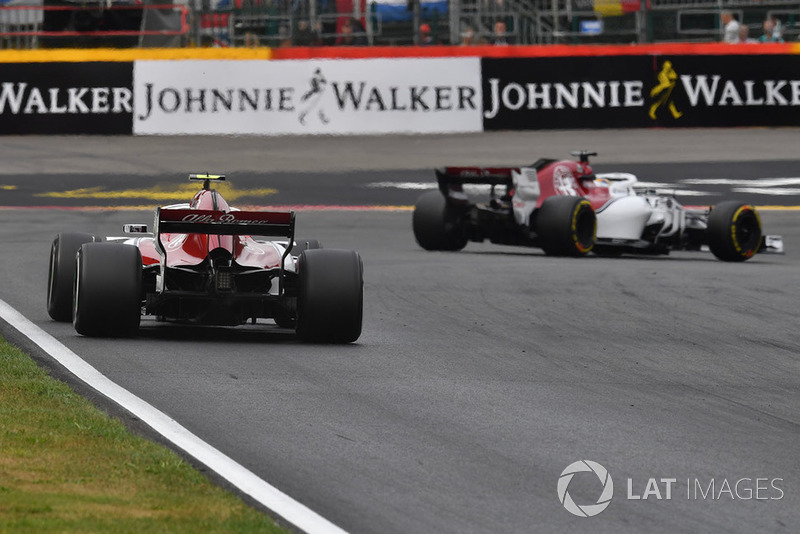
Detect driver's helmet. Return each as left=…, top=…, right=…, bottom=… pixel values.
left=574, top=162, right=595, bottom=181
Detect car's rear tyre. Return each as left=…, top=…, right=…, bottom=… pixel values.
left=535, top=196, right=596, bottom=256
left=412, top=191, right=468, bottom=251
left=296, top=249, right=363, bottom=343
left=73, top=243, right=142, bottom=337
left=706, top=201, right=762, bottom=262
left=47, top=232, right=101, bottom=322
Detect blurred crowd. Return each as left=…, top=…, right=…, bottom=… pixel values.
left=199, top=5, right=795, bottom=48
left=211, top=18, right=519, bottom=48
left=720, top=11, right=786, bottom=44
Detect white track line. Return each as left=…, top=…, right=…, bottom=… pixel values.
left=366, top=181, right=437, bottom=190
left=0, top=299, right=348, bottom=534
left=368, top=181, right=717, bottom=197
left=733, top=187, right=800, bottom=196
left=681, top=177, right=800, bottom=186
left=367, top=182, right=495, bottom=194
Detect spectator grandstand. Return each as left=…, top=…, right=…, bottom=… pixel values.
left=0, top=0, right=798, bottom=48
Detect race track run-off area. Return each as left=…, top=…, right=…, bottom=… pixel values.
left=0, top=131, right=799, bottom=534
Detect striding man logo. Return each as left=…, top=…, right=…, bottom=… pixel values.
left=649, top=60, right=683, bottom=120
left=299, top=67, right=330, bottom=125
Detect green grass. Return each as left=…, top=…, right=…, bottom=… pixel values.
left=0, top=338, right=287, bottom=534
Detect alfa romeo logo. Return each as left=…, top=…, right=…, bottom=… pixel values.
left=557, top=460, right=614, bottom=517
left=552, top=165, right=579, bottom=196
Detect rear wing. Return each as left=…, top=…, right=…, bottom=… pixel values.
left=155, top=208, right=295, bottom=238
left=153, top=208, right=296, bottom=294
left=435, top=167, right=514, bottom=187
left=435, top=166, right=516, bottom=203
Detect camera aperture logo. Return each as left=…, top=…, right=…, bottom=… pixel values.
left=558, top=460, right=784, bottom=518
left=558, top=460, right=614, bottom=517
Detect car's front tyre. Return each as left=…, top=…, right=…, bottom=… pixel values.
left=706, top=201, right=762, bottom=262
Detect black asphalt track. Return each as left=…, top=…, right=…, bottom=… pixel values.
left=0, top=131, right=799, bottom=533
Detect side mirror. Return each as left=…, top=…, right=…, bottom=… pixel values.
left=123, top=224, right=148, bottom=234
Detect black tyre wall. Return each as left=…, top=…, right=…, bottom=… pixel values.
left=73, top=243, right=142, bottom=337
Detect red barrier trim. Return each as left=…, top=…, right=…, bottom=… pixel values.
left=0, top=42, right=796, bottom=63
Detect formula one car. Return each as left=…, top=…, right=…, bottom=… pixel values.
left=47, top=174, right=363, bottom=342
left=413, top=151, right=783, bottom=261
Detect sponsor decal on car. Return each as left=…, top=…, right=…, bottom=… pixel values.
left=553, top=166, right=579, bottom=196
left=168, top=210, right=292, bottom=225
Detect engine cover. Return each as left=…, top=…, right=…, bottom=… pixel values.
left=596, top=196, right=653, bottom=241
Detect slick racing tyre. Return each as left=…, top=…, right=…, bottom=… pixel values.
left=706, top=201, right=762, bottom=262
left=412, top=191, right=468, bottom=251
left=535, top=196, right=596, bottom=256
left=297, top=249, right=363, bottom=343
left=47, top=232, right=102, bottom=322
left=73, top=243, right=142, bottom=337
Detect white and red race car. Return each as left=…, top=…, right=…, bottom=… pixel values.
left=47, top=174, right=363, bottom=342
left=413, top=151, right=782, bottom=261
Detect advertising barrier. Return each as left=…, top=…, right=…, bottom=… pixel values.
left=133, top=58, right=482, bottom=135
left=0, top=62, right=133, bottom=134
left=0, top=47, right=798, bottom=135
left=481, top=55, right=800, bottom=130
